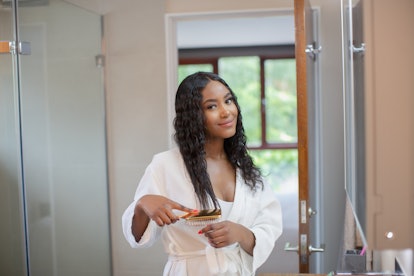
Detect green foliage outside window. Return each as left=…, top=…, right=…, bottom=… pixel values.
left=249, top=149, right=298, bottom=192
left=265, top=59, right=297, bottom=143
left=178, top=64, right=214, bottom=84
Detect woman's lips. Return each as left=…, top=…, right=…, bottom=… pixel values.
left=219, top=118, right=235, bottom=127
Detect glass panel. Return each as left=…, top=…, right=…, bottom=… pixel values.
left=264, top=59, right=297, bottom=143
left=342, top=0, right=367, bottom=247
left=178, top=64, right=213, bottom=83
left=18, top=1, right=111, bottom=275
left=0, top=3, right=27, bottom=276
left=250, top=149, right=298, bottom=271
left=219, top=56, right=261, bottom=146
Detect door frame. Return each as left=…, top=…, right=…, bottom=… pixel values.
left=294, top=0, right=324, bottom=272
left=295, top=0, right=310, bottom=271
left=164, top=6, right=325, bottom=273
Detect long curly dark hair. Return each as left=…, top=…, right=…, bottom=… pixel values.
left=173, top=72, right=263, bottom=209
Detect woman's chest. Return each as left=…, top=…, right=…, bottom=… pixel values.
left=207, top=159, right=236, bottom=202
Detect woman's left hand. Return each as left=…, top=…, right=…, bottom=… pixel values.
left=199, top=221, right=255, bottom=255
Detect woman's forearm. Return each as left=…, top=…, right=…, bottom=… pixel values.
left=238, top=226, right=256, bottom=256
left=131, top=203, right=150, bottom=242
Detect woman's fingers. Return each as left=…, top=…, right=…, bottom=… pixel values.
left=140, top=196, right=197, bottom=226
left=199, top=221, right=236, bottom=247
left=172, top=202, right=198, bottom=215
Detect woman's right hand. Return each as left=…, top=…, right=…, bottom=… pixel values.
left=136, top=194, right=197, bottom=227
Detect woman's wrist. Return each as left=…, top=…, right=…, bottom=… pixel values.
left=238, top=225, right=255, bottom=256
left=132, top=203, right=150, bottom=242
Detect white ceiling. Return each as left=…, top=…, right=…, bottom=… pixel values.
left=63, top=0, right=115, bottom=14
left=177, top=15, right=295, bottom=49
left=62, top=0, right=295, bottom=49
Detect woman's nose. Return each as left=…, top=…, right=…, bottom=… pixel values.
left=220, top=106, right=231, bottom=117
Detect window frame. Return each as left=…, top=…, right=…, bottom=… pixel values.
left=178, top=44, right=296, bottom=150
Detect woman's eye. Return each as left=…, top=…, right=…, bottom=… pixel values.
left=207, top=104, right=217, bottom=110
left=225, top=98, right=234, bottom=104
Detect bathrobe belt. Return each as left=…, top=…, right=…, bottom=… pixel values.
left=168, top=243, right=239, bottom=275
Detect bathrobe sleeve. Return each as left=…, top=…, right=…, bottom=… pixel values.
left=239, top=181, right=283, bottom=273
left=122, top=159, right=165, bottom=248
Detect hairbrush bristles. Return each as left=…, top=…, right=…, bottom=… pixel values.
left=180, top=209, right=221, bottom=226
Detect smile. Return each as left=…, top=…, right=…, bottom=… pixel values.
left=219, top=118, right=235, bottom=127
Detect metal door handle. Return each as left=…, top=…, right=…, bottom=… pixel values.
left=284, top=242, right=299, bottom=252
left=309, top=245, right=325, bottom=253
left=284, top=242, right=325, bottom=254
left=0, top=41, right=31, bottom=55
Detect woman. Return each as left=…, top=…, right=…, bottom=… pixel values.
left=122, top=72, right=282, bottom=275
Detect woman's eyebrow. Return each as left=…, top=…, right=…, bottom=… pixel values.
left=202, top=92, right=232, bottom=105
left=202, top=98, right=217, bottom=105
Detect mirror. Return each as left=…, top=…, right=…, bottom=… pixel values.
left=342, top=0, right=367, bottom=245
left=341, top=0, right=414, bottom=274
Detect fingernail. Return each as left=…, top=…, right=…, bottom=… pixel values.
left=198, top=230, right=203, bottom=234
left=192, top=209, right=199, bottom=213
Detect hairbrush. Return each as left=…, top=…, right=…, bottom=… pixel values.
left=179, top=208, right=222, bottom=226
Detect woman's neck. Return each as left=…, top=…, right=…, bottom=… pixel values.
left=204, top=139, right=226, bottom=160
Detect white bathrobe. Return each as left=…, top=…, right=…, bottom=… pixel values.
left=122, top=148, right=282, bottom=276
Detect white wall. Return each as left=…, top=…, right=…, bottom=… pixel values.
left=103, top=1, right=169, bottom=275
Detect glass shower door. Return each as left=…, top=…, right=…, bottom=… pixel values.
left=0, top=2, right=28, bottom=275
left=1, top=0, right=111, bottom=275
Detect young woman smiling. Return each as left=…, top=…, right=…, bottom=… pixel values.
left=122, top=72, right=283, bottom=275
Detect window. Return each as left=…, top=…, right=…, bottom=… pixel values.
left=178, top=45, right=297, bottom=193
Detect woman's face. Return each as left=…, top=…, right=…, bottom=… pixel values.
left=201, top=80, right=238, bottom=140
